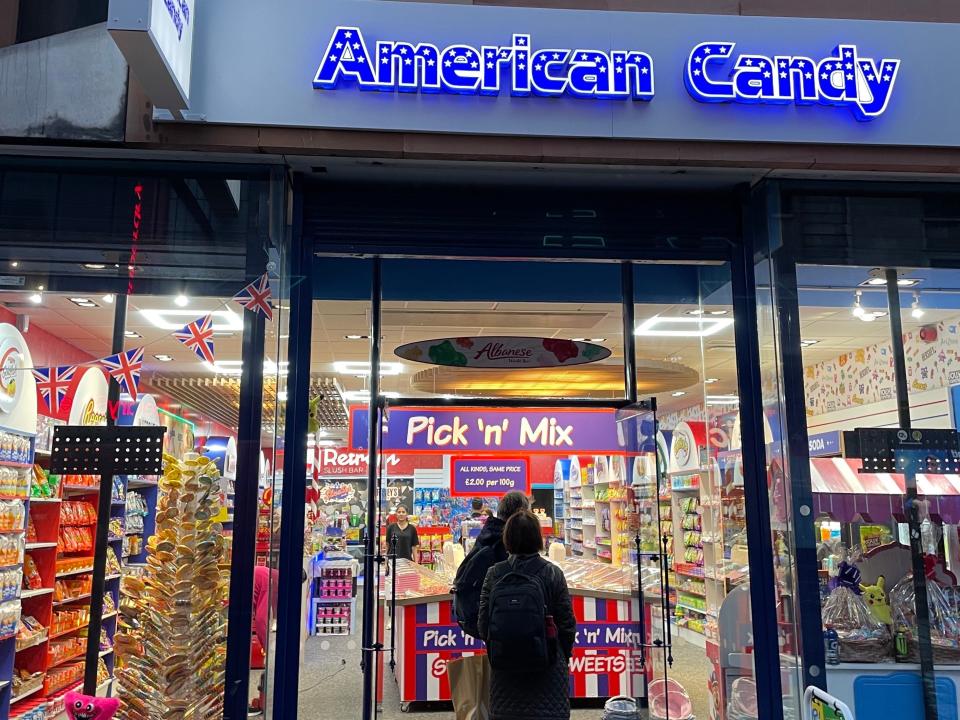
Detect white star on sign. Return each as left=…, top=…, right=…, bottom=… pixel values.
left=745, top=58, right=753, bottom=66
left=821, top=73, right=828, bottom=79
left=704, top=47, right=712, bottom=55
left=517, top=38, right=526, bottom=45
left=805, top=72, right=813, bottom=79
left=866, top=74, right=875, bottom=81
left=427, top=59, right=435, bottom=66
left=486, top=51, right=494, bottom=58
left=357, top=56, right=365, bottom=63
left=763, top=71, right=771, bottom=78
left=471, top=61, right=478, bottom=68
left=335, top=42, right=343, bottom=49
left=883, top=74, right=891, bottom=81
left=353, top=43, right=360, bottom=50
left=552, top=53, right=560, bottom=60
left=399, top=48, right=407, bottom=55
left=695, top=57, right=702, bottom=64
left=580, top=53, right=588, bottom=61
left=594, top=55, right=602, bottom=63
left=844, top=50, right=852, bottom=57
left=779, top=60, right=786, bottom=68
left=344, top=31, right=352, bottom=38
left=404, top=58, right=411, bottom=65
left=780, top=71, right=787, bottom=78
left=598, top=66, right=606, bottom=73
left=886, top=64, right=894, bottom=72
left=487, top=62, right=493, bottom=69
left=846, top=73, right=853, bottom=80
left=535, top=64, right=542, bottom=70
left=381, top=57, right=389, bottom=65
left=518, top=63, right=525, bottom=70
left=329, top=54, right=337, bottom=61
left=694, top=69, right=701, bottom=76
left=616, top=67, right=623, bottom=74
left=444, top=60, right=451, bottom=67
left=758, top=60, right=766, bottom=69
left=641, top=67, right=648, bottom=74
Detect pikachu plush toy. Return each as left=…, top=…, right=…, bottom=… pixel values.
left=861, top=575, right=892, bottom=626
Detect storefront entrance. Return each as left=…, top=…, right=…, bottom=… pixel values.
left=261, top=171, right=787, bottom=720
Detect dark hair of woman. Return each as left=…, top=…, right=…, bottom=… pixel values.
left=502, top=509, right=544, bottom=555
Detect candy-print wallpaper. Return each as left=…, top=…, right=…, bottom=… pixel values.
left=803, top=319, right=960, bottom=417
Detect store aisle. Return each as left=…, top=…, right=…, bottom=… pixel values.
left=292, top=631, right=715, bottom=720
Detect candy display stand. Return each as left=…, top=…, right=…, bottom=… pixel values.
left=309, top=552, right=357, bottom=636
left=115, top=452, right=228, bottom=720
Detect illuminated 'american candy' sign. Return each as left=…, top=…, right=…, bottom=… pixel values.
left=313, top=26, right=901, bottom=121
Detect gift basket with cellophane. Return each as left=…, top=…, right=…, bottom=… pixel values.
left=891, top=556, right=960, bottom=664
left=821, top=551, right=892, bottom=662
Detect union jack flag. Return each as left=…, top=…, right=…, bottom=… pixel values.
left=173, top=314, right=215, bottom=363
left=32, top=365, right=77, bottom=415
left=100, top=347, right=144, bottom=401
left=233, top=273, right=273, bottom=320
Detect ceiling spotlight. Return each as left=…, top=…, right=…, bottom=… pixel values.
left=708, top=310, right=729, bottom=316
left=704, top=378, right=719, bottom=384
left=671, top=391, right=687, bottom=397
left=102, top=294, right=115, bottom=304
left=706, top=395, right=740, bottom=406
left=800, top=339, right=820, bottom=347
left=571, top=337, right=606, bottom=343
left=174, top=294, right=189, bottom=307
left=124, top=330, right=142, bottom=339
left=864, top=277, right=887, bottom=286
left=685, top=309, right=705, bottom=316
left=911, top=292, right=925, bottom=319
left=853, top=290, right=865, bottom=318
left=154, top=354, right=173, bottom=362
left=9, top=262, right=18, bottom=268
left=69, top=297, right=98, bottom=308
left=861, top=269, right=920, bottom=287
left=83, top=263, right=106, bottom=270
left=344, top=334, right=370, bottom=340
left=28, top=293, right=42, bottom=304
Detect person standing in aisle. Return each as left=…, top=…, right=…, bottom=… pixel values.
left=384, top=505, right=419, bottom=562
left=478, top=510, right=576, bottom=720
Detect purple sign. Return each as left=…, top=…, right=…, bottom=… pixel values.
left=808, top=430, right=842, bottom=457
left=350, top=407, right=624, bottom=453
left=452, top=458, right=528, bottom=496
left=416, top=625, right=484, bottom=652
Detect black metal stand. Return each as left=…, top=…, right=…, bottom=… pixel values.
left=389, top=535, right=398, bottom=672
left=50, top=423, right=166, bottom=692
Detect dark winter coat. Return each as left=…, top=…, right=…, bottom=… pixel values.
left=470, top=516, right=507, bottom=562
left=477, top=554, right=576, bottom=720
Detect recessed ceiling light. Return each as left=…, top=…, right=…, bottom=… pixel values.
left=671, top=391, right=687, bottom=397
left=860, top=271, right=920, bottom=288
left=344, top=334, right=370, bottom=340
left=571, top=337, right=606, bottom=343
left=864, top=277, right=887, bottom=286
left=333, top=361, right=403, bottom=376
left=69, top=297, right=98, bottom=308
left=708, top=310, right=729, bottom=316
left=636, top=316, right=733, bottom=338
left=124, top=330, right=142, bottom=339
left=174, top=294, right=189, bottom=307
left=800, top=339, right=820, bottom=347
left=202, top=359, right=289, bottom=375
left=28, top=293, right=42, bottom=304
left=342, top=390, right=401, bottom=402
left=154, top=354, right=173, bottom=362
left=9, top=262, right=18, bottom=268
left=102, top=294, right=115, bottom=304
left=704, top=378, right=719, bottom=384
left=140, top=308, right=242, bottom=331
left=685, top=309, right=705, bottom=316
left=706, top=395, right=740, bottom=405
left=83, top=263, right=106, bottom=270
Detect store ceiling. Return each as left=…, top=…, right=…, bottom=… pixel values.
left=3, top=268, right=959, bottom=441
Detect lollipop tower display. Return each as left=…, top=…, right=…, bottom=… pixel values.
left=115, top=453, right=228, bottom=720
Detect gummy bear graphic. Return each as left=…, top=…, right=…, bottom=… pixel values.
left=455, top=337, right=474, bottom=349
left=428, top=340, right=468, bottom=366
left=65, top=692, right=120, bottom=720
left=581, top=344, right=605, bottom=359
left=542, top=338, right=579, bottom=363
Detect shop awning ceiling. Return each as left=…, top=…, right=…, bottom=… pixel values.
left=811, top=457, right=960, bottom=524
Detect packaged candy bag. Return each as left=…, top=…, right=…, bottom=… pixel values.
left=821, top=559, right=892, bottom=662
left=890, top=556, right=960, bottom=664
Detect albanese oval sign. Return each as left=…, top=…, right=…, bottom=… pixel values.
left=395, top=336, right=611, bottom=368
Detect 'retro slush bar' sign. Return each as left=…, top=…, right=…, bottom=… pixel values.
left=350, top=407, right=624, bottom=454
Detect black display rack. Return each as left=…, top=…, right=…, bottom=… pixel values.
left=49, top=426, right=166, bottom=476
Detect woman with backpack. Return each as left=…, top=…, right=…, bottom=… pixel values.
left=477, top=510, right=576, bottom=720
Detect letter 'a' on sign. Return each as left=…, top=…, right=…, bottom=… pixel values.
left=313, top=26, right=655, bottom=101
left=684, top=40, right=900, bottom=121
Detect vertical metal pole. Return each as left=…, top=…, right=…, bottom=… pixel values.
left=272, top=176, right=313, bottom=720
left=83, top=293, right=127, bottom=693
left=389, top=536, right=398, bottom=671
left=223, top=172, right=277, bottom=718
left=621, top=262, right=637, bottom=404
left=765, top=183, right=826, bottom=692
left=730, top=236, right=784, bottom=720
left=361, top=257, right=383, bottom=720
left=885, top=268, right=939, bottom=720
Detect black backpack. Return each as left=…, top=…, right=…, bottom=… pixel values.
left=453, top=544, right=498, bottom=638
left=486, top=561, right=553, bottom=673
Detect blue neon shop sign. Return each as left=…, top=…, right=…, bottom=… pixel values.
left=313, top=26, right=901, bottom=121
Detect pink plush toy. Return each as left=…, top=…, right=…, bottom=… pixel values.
left=64, top=691, right=120, bottom=720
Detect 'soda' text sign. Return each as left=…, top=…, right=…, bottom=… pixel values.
left=316, top=27, right=900, bottom=120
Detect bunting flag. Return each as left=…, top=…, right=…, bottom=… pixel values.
left=32, top=365, right=77, bottom=415
left=233, top=273, right=273, bottom=320
left=100, top=347, right=144, bottom=401
left=173, top=314, right=215, bottom=363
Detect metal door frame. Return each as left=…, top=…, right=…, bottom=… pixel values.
left=270, top=179, right=785, bottom=720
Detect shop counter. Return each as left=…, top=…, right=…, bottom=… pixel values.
left=383, top=559, right=645, bottom=704
left=826, top=663, right=960, bottom=720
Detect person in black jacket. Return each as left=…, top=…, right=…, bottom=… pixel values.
left=468, top=491, right=529, bottom=562
left=478, top=510, right=576, bottom=720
